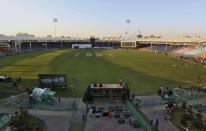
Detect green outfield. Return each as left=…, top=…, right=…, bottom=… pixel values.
left=0, top=49, right=205, bottom=98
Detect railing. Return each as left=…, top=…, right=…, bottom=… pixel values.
left=120, top=100, right=153, bottom=131
left=0, top=92, right=29, bottom=114
left=185, top=48, right=205, bottom=55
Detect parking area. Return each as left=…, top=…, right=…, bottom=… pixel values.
left=85, top=103, right=142, bottom=131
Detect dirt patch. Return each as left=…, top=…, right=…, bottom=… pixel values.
left=108, top=53, right=113, bottom=57
left=96, top=53, right=102, bottom=57
left=86, top=53, right=93, bottom=56
left=74, top=53, right=80, bottom=57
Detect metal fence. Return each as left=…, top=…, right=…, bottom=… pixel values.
left=0, top=92, right=29, bottom=114
left=24, top=98, right=81, bottom=111
left=120, top=100, right=153, bottom=131
left=134, top=95, right=171, bottom=107
left=24, top=99, right=77, bottom=111
left=173, top=88, right=206, bottom=102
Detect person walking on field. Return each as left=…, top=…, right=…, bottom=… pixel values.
left=119, top=77, right=123, bottom=86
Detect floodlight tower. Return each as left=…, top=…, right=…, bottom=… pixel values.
left=125, top=19, right=131, bottom=35
left=52, top=18, right=58, bottom=37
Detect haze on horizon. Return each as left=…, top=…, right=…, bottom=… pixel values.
left=0, top=0, right=206, bottom=38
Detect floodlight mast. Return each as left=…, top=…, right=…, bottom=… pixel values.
left=125, top=19, right=131, bottom=35
left=53, top=18, right=58, bottom=38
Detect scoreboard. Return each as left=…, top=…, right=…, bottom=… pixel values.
left=39, top=74, right=67, bottom=88
left=121, top=41, right=136, bottom=48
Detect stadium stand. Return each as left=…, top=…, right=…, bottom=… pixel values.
left=21, top=42, right=85, bottom=50
left=184, top=47, right=205, bottom=56
left=137, top=44, right=180, bottom=52
left=94, top=42, right=120, bottom=48
left=151, top=44, right=166, bottom=52
left=166, top=45, right=181, bottom=52
left=0, top=52, right=6, bottom=56
left=136, top=44, right=150, bottom=48
left=140, top=44, right=166, bottom=52
left=0, top=48, right=8, bottom=53
left=47, top=42, right=61, bottom=49
left=21, top=43, right=30, bottom=51
left=21, top=42, right=45, bottom=50
left=194, top=52, right=206, bottom=58
left=0, top=48, right=9, bottom=56
left=170, top=46, right=196, bottom=55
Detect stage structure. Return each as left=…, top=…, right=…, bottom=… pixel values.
left=83, top=84, right=130, bottom=102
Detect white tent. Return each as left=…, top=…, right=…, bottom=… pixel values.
left=30, top=88, right=45, bottom=101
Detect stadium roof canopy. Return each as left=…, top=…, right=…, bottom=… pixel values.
left=0, top=35, right=206, bottom=44
left=0, top=35, right=90, bottom=41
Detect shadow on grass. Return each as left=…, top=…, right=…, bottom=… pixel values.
left=49, top=49, right=190, bottom=97
left=0, top=49, right=198, bottom=98
left=0, top=50, right=49, bottom=69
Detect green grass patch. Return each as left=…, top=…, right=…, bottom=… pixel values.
left=171, top=109, right=206, bottom=131
left=0, top=49, right=206, bottom=98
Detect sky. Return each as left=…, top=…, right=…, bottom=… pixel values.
left=0, top=0, right=206, bottom=38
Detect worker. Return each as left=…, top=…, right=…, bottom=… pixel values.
left=109, top=112, right=113, bottom=119
left=119, top=77, right=122, bottom=86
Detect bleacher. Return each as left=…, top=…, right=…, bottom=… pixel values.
left=21, top=42, right=45, bottom=51
left=194, top=52, right=206, bottom=58
left=166, top=45, right=181, bottom=52
left=0, top=48, right=9, bottom=56
left=21, top=43, right=30, bottom=51
left=151, top=44, right=166, bottom=52
left=47, top=42, right=61, bottom=49
left=137, top=44, right=179, bottom=52
left=184, top=47, right=205, bottom=56
left=0, top=48, right=8, bottom=53
left=170, top=46, right=196, bottom=55
left=136, top=44, right=150, bottom=49
left=139, top=44, right=166, bottom=52
left=94, top=42, right=119, bottom=48
left=0, top=52, right=6, bottom=56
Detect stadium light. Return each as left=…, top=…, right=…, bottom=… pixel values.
left=52, top=18, right=58, bottom=38
left=125, top=19, right=131, bottom=35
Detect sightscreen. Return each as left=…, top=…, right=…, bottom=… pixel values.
left=39, top=74, right=67, bottom=88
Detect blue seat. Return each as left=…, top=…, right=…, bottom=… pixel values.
left=184, top=48, right=205, bottom=55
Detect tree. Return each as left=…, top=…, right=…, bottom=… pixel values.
left=180, top=118, right=188, bottom=127
left=182, top=101, right=187, bottom=110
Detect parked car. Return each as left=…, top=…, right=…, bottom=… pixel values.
left=102, top=109, right=109, bottom=117
left=122, top=109, right=132, bottom=118
left=98, top=107, right=105, bottom=113
left=95, top=109, right=101, bottom=118
left=114, top=111, right=120, bottom=118
left=129, top=117, right=141, bottom=128
left=113, top=105, right=122, bottom=112
left=118, top=117, right=125, bottom=124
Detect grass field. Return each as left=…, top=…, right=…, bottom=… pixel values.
left=0, top=49, right=206, bottom=98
